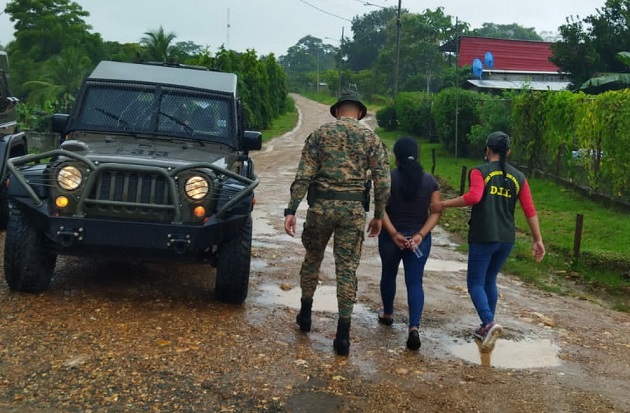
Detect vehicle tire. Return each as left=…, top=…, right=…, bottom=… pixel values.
left=0, top=185, right=8, bottom=230
left=4, top=206, right=57, bottom=292
left=215, top=216, right=252, bottom=305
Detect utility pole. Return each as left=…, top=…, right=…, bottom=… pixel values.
left=393, top=0, right=402, bottom=97
left=337, top=27, right=344, bottom=98
left=316, top=46, right=320, bottom=93
left=226, top=9, right=231, bottom=49
left=454, top=17, right=459, bottom=161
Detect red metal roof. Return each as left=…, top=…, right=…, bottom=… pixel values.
left=456, top=36, right=560, bottom=72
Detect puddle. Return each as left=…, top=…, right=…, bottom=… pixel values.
left=431, top=231, right=460, bottom=248
left=254, top=283, right=370, bottom=315
left=250, top=259, right=268, bottom=271
left=252, top=211, right=277, bottom=235
left=450, top=339, right=561, bottom=369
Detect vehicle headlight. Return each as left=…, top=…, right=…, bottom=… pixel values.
left=57, top=165, right=83, bottom=191
left=185, top=176, right=209, bottom=200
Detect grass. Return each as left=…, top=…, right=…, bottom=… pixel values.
left=259, top=97, right=299, bottom=142
left=375, top=128, right=630, bottom=311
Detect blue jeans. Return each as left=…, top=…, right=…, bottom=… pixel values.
left=467, top=242, right=514, bottom=326
left=378, top=232, right=431, bottom=329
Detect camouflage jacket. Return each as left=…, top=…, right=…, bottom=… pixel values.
left=288, top=117, right=390, bottom=219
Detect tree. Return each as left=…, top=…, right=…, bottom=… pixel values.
left=103, top=41, right=143, bottom=63
left=140, top=26, right=177, bottom=63
left=278, top=36, right=338, bottom=91
left=342, top=7, right=399, bottom=72
left=4, top=0, right=104, bottom=63
left=22, top=47, right=92, bottom=111
left=551, top=0, right=630, bottom=90
left=581, top=51, right=630, bottom=92
left=470, top=23, right=543, bottom=41
left=373, top=7, right=459, bottom=94
left=171, top=41, right=204, bottom=64
left=4, top=0, right=104, bottom=98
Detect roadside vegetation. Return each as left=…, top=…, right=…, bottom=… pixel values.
left=260, top=96, right=298, bottom=142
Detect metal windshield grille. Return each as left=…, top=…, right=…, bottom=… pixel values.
left=75, top=82, right=238, bottom=147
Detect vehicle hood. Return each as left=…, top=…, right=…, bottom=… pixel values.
left=61, top=133, right=235, bottom=169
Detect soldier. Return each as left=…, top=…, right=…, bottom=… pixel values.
left=284, top=90, right=390, bottom=356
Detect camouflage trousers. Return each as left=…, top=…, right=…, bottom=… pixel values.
left=300, top=200, right=366, bottom=319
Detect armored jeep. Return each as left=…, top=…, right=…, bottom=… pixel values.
left=0, top=51, right=27, bottom=229
left=2, top=60, right=262, bottom=304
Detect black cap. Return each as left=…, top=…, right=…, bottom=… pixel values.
left=486, top=131, right=510, bottom=149
left=330, top=90, right=367, bottom=120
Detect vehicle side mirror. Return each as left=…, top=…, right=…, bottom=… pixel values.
left=52, top=113, right=70, bottom=133
left=243, top=130, right=262, bottom=153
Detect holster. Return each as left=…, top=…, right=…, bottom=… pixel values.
left=362, top=180, right=372, bottom=212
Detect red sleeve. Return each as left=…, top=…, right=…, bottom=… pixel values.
left=463, top=169, right=484, bottom=206
left=519, top=179, right=537, bottom=218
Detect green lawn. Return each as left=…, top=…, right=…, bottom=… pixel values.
left=259, top=97, right=299, bottom=142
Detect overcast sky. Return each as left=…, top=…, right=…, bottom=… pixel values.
left=1, top=0, right=604, bottom=56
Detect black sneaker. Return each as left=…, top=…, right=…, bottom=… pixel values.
left=406, top=329, right=421, bottom=351
left=378, top=314, right=393, bottom=326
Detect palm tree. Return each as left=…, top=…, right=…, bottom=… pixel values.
left=140, top=26, right=177, bottom=63
left=23, top=47, right=92, bottom=111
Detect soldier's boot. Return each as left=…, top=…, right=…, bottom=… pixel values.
left=296, top=298, right=313, bottom=332
left=333, top=318, right=351, bottom=356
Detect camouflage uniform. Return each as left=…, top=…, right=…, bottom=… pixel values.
left=287, top=117, right=390, bottom=319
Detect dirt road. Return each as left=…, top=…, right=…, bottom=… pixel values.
left=0, top=94, right=629, bottom=412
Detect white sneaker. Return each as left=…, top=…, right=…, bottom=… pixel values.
left=481, top=322, right=503, bottom=352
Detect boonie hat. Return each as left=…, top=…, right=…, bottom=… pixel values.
left=330, top=90, right=367, bottom=120
left=486, top=131, right=510, bottom=149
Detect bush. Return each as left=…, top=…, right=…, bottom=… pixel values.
left=376, top=105, right=397, bottom=131
left=469, top=92, right=513, bottom=155
left=431, top=87, right=482, bottom=157
left=395, top=92, right=433, bottom=138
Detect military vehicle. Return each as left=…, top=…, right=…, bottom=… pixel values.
left=0, top=51, right=27, bottom=229
left=2, top=60, right=262, bottom=304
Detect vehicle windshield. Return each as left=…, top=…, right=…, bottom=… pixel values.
left=73, top=82, right=236, bottom=147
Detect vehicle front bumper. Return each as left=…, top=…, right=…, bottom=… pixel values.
left=18, top=203, right=249, bottom=261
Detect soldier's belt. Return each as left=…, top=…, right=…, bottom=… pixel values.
left=311, top=189, right=364, bottom=201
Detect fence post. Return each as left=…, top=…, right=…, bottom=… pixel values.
left=459, top=166, right=468, bottom=196
left=431, top=149, right=436, bottom=175
left=573, top=213, right=584, bottom=259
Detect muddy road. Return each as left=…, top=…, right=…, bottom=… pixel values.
left=1, top=94, right=629, bottom=413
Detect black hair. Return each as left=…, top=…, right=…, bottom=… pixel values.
left=487, top=133, right=510, bottom=181
left=393, top=137, right=423, bottom=200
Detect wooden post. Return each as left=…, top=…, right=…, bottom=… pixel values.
left=573, top=213, right=584, bottom=259
left=459, top=166, right=467, bottom=196
left=431, top=149, right=436, bottom=175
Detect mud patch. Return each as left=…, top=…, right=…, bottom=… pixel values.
left=286, top=391, right=343, bottom=413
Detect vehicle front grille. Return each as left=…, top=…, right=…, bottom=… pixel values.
left=84, top=171, right=175, bottom=222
